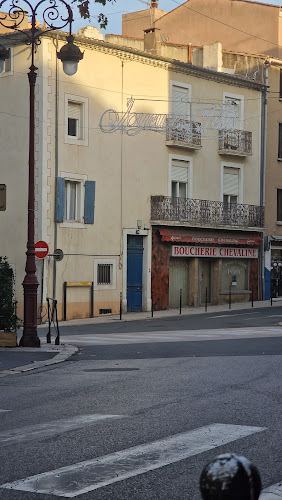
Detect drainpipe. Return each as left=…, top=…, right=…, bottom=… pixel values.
left=52, top=35, right=59, bottom=299
left=259, top=59, right=270, bottom=300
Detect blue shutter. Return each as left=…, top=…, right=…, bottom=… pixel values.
left=55, top=177, right=65, bottom=222
left=84, top=180, right=96, bottom=224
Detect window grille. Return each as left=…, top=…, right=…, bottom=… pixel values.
left=97, top=264, right=112, bottom=285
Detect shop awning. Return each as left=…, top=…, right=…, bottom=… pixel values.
left=158, top=228, right=262, bottom=246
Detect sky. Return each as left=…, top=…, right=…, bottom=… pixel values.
left=72, top=0, right=282, bottom=35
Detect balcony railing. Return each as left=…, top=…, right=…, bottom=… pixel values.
left=218, top=129, right=252, bottom=156
left=166, top=116, right=201, bottom=149
left=151, top=196, right=264, bottom=228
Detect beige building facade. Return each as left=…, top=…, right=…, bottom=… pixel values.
left=0, top=26, right=264, bottom=321
left=121, top=0, right=282, bottom=298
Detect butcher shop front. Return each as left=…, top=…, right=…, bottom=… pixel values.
left=151, top=227, right=261, bottom=310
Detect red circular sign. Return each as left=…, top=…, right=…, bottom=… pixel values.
left=35, top=240, right=49, bottom=259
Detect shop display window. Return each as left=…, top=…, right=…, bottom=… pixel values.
left=221, top=259, right=249, bottom=291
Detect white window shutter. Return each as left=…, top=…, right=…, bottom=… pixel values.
left=223, top=168, right=239, bottom=195
left=171, top=160, right=189, bottom=182
left=68, top=102, right=81, bottom=120
left=171, top=85, right=189, bottom=116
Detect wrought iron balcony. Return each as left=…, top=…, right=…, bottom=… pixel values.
left=151, top=196, right=264, bottom=229
left=166, top=116, right=201, bottom=149
left=218, top=129, right=252, bottom=156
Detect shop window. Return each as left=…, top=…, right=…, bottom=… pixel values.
left=277, top=189, right=282, bottom=222
left=278, top=124, right=282, bottom=160
left=221, top=259, right=249, bottom=291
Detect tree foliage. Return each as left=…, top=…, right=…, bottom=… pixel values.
left=72, top=0, right=116, bottom=29
left=0, top=257, right=20, bottom=332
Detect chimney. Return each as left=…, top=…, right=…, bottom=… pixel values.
left=144, top=27, right=161, bottom=56
left=151, top=1, right=158, bottom=6
left=203, top=42, right=223, bottom=72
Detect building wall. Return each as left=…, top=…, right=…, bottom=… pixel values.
left=152, top=0, right=281, bottom=59
left=0, top=32, right=263, bottom=321
left=122, top=8, right=167, bottom=39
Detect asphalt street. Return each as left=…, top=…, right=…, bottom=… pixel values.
left=0, top=306, right=281, bottom=499
left=39, top=305, right=282, bottom=337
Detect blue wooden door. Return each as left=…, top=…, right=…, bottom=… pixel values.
left=127, top=236, right=143, bottom=312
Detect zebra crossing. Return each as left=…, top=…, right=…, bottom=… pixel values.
left=0, top=413, right=280, bottom=498
left=60, top=326, right=282, bottom=346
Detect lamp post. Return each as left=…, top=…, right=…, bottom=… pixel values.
left=0, top=0, right=83, bottom=347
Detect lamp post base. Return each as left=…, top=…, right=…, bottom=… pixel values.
left=20, top=278, right=40, bottom=347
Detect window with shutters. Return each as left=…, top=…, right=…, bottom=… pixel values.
left=55, top=172, right=96, bottom=228
left=64, top=180, right=82, bottom=221
left=278, top=123, right=282, bottom=159
left=68, top=102, right=83, bottom=138
left=170, top=81, right=191, bottom=117
left=221, top=165, right=242, bottom=224
left=94, top=259, right=117, bottom=290
left=277, top=189, right=282, bottom=222
left=65, top=94, right=88, bottom=146
left=223, top=92, right=244, bottom=130
left=223, top=167, right=239, bottom=206
left=169, top=155, right=192, bottom=199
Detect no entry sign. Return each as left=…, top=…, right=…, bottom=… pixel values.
left=35, top=240, right=49, bottom=259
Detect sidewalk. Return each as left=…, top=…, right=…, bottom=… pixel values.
left=0, top=343, right=77, bottom=379
left=48, top=298, right=282, bottom=327
left=1, top=298, right=281, bottom=377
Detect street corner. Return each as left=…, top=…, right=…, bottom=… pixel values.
left=0, top=343, right=78, bottom=378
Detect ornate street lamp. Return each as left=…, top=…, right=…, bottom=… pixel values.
left=0, top=0, right=83, bottom=347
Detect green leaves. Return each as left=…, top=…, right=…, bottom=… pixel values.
left=72, top=0, right=116, bottom=28
left=0, top=257, right=21, bottom=332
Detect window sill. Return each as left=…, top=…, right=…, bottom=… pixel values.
left=60, top=221, right=86, bottom=229
left=276, top=221, right=282, bottom=226
left=277, top=158, right=282, bottom=162
left=65, top=136, right=88, bottom=147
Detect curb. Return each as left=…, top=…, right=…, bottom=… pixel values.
left=0, top=344, right=78, bottom=378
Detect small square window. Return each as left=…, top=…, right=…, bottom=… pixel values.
left=65, top=94, right=88, bottom=146
left=94, top=259, right=117, bottom=290
left=97, top=264, right=112, bottom=285
left=0, top=48, right=12, bottom=76
left=68, top=101, right=83, bottom=139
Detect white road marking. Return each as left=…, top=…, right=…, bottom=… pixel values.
left=60, top=326, right=282, bottom=345
left=210, top=312, right=260, bottom=318
left=260, top=481, right=282, bottom=499
left=1, top=423, right=265, bottom=497
left=0, top=414, right=124, bottom=446
left=0, top=409, right=11, bottom=413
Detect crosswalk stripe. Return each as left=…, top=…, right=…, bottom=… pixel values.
left=0, top=414, right=124, bottom=446
left=60, top=326, right=282, bottom=345
left=1, top=423, right=265, bottom=497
